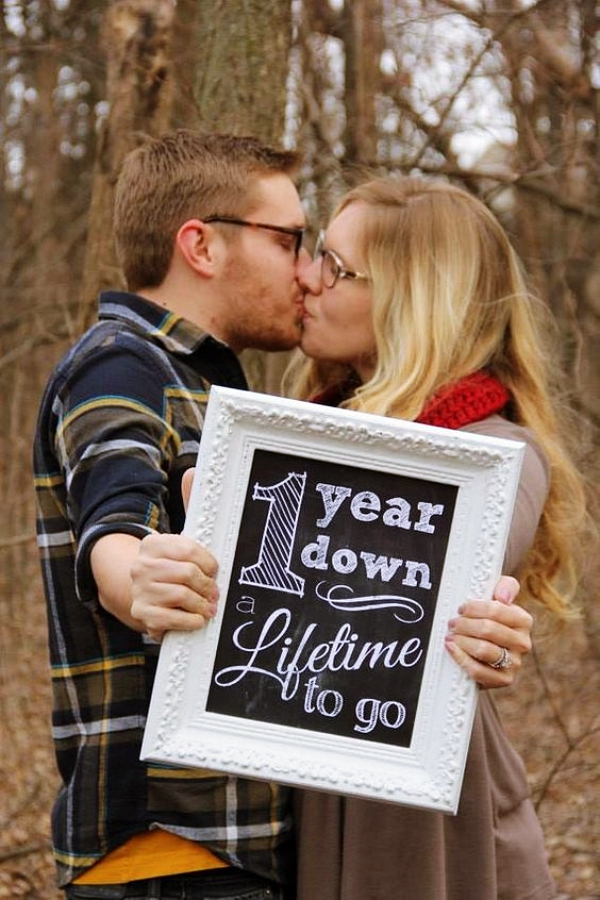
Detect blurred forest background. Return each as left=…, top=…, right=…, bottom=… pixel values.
left=1, top=0, right=599, bottom=896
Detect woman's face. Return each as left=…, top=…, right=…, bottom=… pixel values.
left=299, top=203, right=376, bottom=380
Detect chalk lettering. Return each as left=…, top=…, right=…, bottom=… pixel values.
left=317, top=689, right=344, bottom=717
left=315, top=583, right=424, bottom=623
left=354, top=698, right=406, bottom=733
left=239, top=473, right=306, bottom=596
left=332, top=548, right=357, bottom=573
left=414, top=502, right=445, bottom=533
left=301, top=534, right=329, bottom=569
left=360, top=552, right=404, bottom=583
left=300, top=535, right=432, bottom=588
left=315, top=482, right=446, bottom=532
left=382, top=497, right=412, bottom=529
left=304, top=676, right=321, bottom=712
left=213, top=610, right=424, bottom=702
left=351, top=491, right=380, bottom=521
left=403, top=561, right=432, bottom=589
left=315, top=483, right=352, bottom=527
left=236, top=596, right=256, bottom=614
left=380, top=700, right=406, bottom=729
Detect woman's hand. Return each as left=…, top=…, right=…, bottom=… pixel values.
left=444, top=576, right=533, bottom=688
left=130, top=532, right=219, bottom=643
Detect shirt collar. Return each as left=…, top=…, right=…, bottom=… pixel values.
left=98, top=290, right=224, bottom=357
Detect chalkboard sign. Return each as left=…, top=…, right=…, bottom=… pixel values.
left=141, top=387, right=524, bottom=813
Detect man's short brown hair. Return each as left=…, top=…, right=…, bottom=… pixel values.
left=114, top=130, right=300, bottom=291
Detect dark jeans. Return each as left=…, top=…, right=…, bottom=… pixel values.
left=63, top=867, right=290, bottom=900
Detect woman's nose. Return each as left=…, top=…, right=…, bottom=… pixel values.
left=296, top=249, right=322, bottom=294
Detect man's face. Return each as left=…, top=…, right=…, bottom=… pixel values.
left=218, top=174, right=308, bottom=353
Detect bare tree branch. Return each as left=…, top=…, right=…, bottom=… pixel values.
left=409, top=0, right=560, bottom=169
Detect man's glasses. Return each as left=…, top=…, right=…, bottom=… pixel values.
left=314, top=230, right=370, bottom=289
left=203, top=216, right=305, bottom=258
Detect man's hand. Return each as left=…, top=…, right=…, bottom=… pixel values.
left=130, top=532, right=219, bottom=642
left=444, top=576, right=533, bottom=688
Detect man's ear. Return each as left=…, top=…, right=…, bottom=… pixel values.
left=176, top=220, right=217, bottom=277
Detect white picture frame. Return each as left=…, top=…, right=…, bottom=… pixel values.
left=141, top=386, right=524, bottom=814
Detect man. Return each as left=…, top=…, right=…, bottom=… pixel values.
left=34, top=129, right=308, bottom=900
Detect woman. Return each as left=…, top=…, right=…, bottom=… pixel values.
left=290, top=176, right=586, bottom=899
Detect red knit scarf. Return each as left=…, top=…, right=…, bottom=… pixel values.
left=312, top=370, right=510, bottom=430
left=417, top=371, right=510, bottom=429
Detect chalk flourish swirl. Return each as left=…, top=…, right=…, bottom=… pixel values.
left=315, top=582, right=424, bottom=623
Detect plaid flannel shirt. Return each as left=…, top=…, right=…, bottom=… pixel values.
left=33, top=291, right=294, bottom=887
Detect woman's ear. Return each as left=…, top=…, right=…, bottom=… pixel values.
left=175, top=220, right=217, bottom=277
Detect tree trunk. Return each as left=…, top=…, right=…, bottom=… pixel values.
left=341, top=0, right=381, bottom=168
left=80, top=0, right=175, bottom=327
left=170, top=0, right=203, bottom=128
left=194, top=0, right=292, bottom=143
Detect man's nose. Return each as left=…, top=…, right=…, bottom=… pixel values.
left=295, top=248, right=321, bottom=294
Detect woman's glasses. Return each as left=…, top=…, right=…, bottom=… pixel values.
left=314, top=230, right=370, bottom=289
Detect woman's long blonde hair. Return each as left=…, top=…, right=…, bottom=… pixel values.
left=291, top=176, right=588, bottom=619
